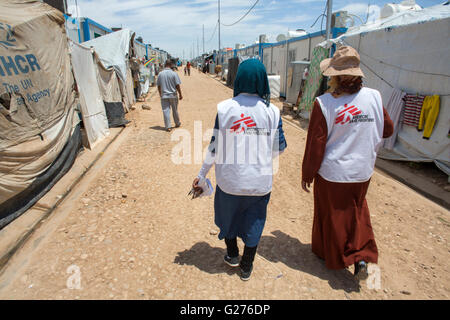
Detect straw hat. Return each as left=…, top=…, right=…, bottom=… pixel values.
left=320, top=46, right=365, bottom=77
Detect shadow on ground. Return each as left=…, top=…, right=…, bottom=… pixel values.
left=149, top=125, right=167, bottom=131
left=174, top=242, right=237, bottom=276
left=258, top=230, right=360, bottom=293
left=173, top=231, right=361, bottom=293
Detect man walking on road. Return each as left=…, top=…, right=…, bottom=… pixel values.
left=187, top=61, right=191, bottom=76
left=157, top=60, right=183, bottom=132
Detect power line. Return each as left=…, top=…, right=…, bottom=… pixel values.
left=360, top=50, right=450, bottom=78
left=221, top=0, right=260, bottom=27
left=310, top=14, right=326, bottom=29
left=206, top=21, right=218, bottom=43
left=341, top=38, right=450, bottom=78
left=339, top=38, right=450, bottom=93
left=310, top=0, right=328, bottom=37
left=365, top=1, right=371, bottom=24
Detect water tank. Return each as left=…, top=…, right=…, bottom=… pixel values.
left=287, top=29, right=307, bottom=38
left=259, top=34, right=268, bottom=43
left=380, top=0, right=422, bottom=19
left=276, top=34, right=287, bottom=42
left=332, top=11, right=349, bottom=28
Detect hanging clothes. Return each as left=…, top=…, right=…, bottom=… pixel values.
left=383, top=88, right=406, bottom=150
left=418, top=95, right=440, bottom=139
left=402, top=94, right=425, bottom=127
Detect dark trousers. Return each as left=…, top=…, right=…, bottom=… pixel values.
left=225, top=238, right=257, bottom=272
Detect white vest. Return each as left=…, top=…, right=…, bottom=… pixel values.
left=317, top=87, right=384, bottom=183
left=215, top=94, right=280, bottom=196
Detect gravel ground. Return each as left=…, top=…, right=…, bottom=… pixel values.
left=0, top=69, right=448, bottom=300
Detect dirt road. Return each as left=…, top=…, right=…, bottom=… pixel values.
left=0, top=68, right=448, bottom=300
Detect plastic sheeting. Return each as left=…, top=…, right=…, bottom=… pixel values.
left=123, top=67, right=136, bottom=111
left=383, top=88, right=406, bottom=150
left=0, top=0, right=79, bottom=210
left=298, top=47, right=328, bottom=111
left=0, top=123, right=82, bottom=229
left=268, top=75, right=280, bottom=99
left=0, top=0, right=77, bottom=150
left=83, top=29, right=135, bottom=83
left=0, top=108, right=79, bottom=205
left=286, top=63, right=309, bottom=104
left=70, top=42, right=110, bottom=149
left=317, top=3, right=450, bottom=175
left=94, top=53, right=123, bottom=103
left=104, top=102, right=130, bottom=128
left=332, top=3, right=450, bottom=42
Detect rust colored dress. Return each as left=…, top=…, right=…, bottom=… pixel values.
left=302, top=99, right=394, bottom=269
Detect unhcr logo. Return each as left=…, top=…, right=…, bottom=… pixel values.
left=0, top=22, right=16, bottom=49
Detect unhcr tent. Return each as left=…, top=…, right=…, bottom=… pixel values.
left=317, top=3, right=450, bottom=175
left=0, top=0, right=81, bottom=228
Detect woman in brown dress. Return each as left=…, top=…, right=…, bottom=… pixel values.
left=301, top=46, right=394, bottom=280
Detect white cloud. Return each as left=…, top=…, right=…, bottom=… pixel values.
left=69, top=0, right=333, bottom=58
left=338, top=3, right=381, bottom=17
left=280, top=14, right=311, bottom=23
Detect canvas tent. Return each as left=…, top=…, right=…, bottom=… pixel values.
left=318, top=3, right=450, bottom=175
left=94, top=53, right=123, bottom=105
left=70, top=42, right=110, bottom=149
left=84, top=29, right=137, bottom=112
left=0, top=0, right=81, bottom=228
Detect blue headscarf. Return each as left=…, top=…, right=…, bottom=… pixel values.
left=233, top=59, right=271, bottom=106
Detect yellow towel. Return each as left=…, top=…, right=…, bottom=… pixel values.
left=418, top=95, right=440, bottom=139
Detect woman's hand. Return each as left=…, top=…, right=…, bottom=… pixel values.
left=301, top=180, right=311, bottom=193
left=192, top=177, right=200, bottom=189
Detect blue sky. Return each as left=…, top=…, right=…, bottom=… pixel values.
left=67, top=0, right=445, bottom=59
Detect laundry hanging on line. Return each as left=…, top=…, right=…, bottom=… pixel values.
left=402, top=94, right=425, bottom=127
left=418, top=95, right=440, bottom=139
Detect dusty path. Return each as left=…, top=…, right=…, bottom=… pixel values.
left=0, top=69, right=448, bottom=300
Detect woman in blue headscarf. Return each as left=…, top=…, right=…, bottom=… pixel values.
left=192, top=59, right=287, bottom=281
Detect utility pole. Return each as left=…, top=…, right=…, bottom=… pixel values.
left=218, top=0, right=221, bottom=65
left=326, top=0, right=333, bottom=40
left=75, top=0, right=79, bottom=17
left=202, top=24, right=205, bottom=55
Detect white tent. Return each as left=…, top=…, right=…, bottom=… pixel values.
left=70, top=42, right=110, bottom=149
left=318, top=3, right=450, bottom=175
left=84, top=29, right=137, bottom=111
left=0, top=0, right=80, bottom=227
left=83, top=29, right=135, bottom=82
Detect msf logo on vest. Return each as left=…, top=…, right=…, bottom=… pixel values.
left=0, top=23, right=16, bottom=49
left=335, top=104, right=362, bottom=125
left=230, top=113, right=257, bottom=133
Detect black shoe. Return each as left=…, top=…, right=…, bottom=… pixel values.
left=240, top=266, right=253, bottom=281
left=224, top=255, right=239, bottom=267
left=354, top=261, right=368, bottom=281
